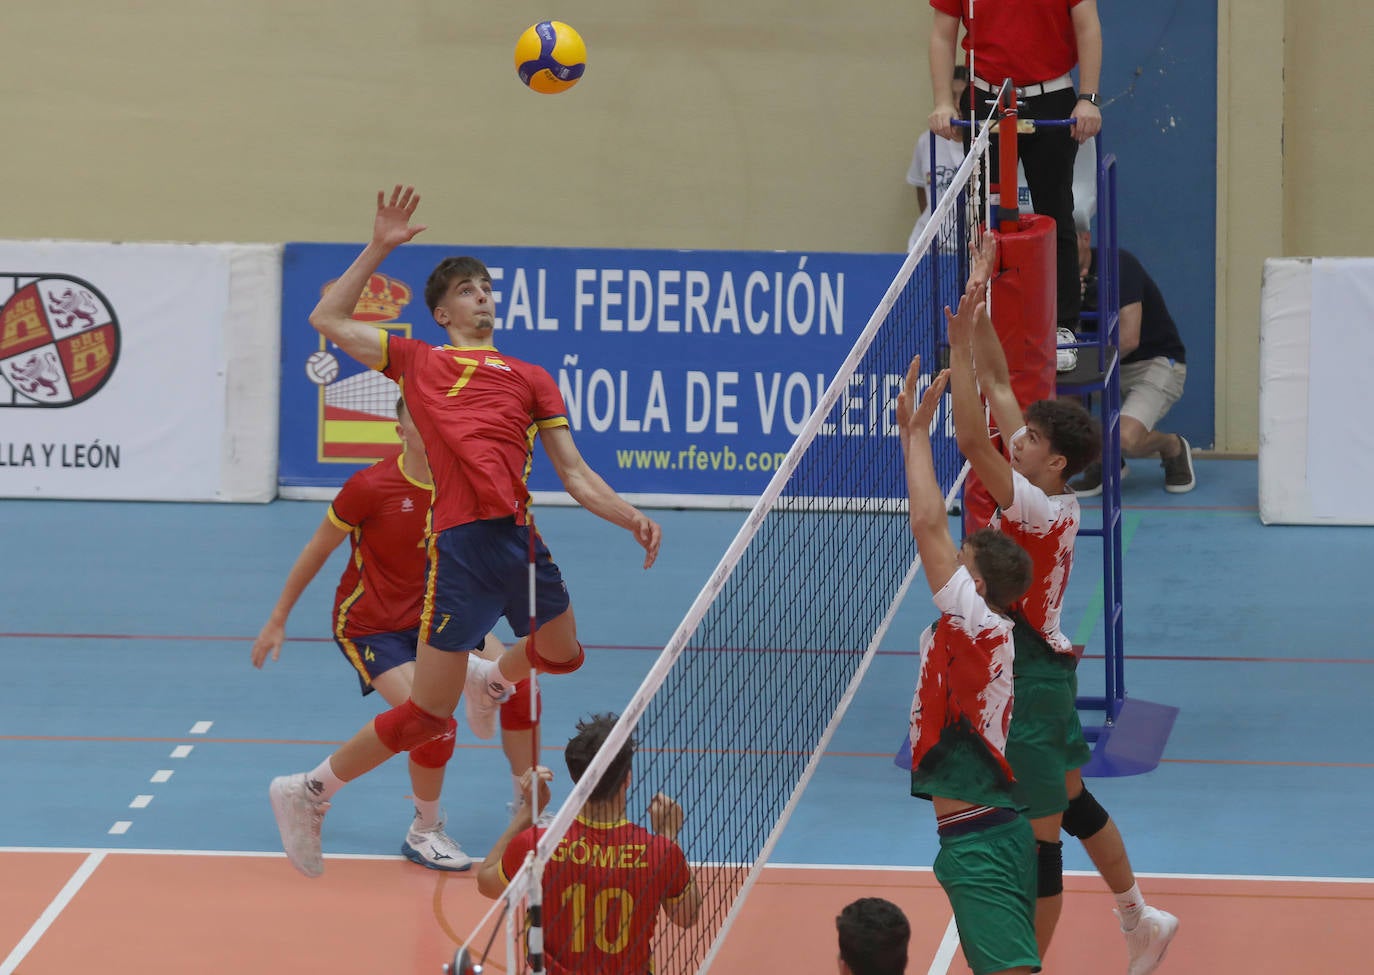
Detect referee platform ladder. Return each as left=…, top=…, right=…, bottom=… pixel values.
left=1056, top=137, right=1178, bottom=776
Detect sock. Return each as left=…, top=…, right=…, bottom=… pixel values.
left=412, top=796, right=442, bottom=830
left=305, top=758, right=345, bottom=802
left=1115, top=882, right=1145, bottom=929
left=473, top=655, right=512, bottom=699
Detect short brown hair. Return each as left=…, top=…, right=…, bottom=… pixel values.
left=965, top=528, right=1032, bottom=611
left=1025, top=399, right=1101, bottom=479
left=424, top=256, right=492, bottom=314
left=564, top=713, right=634, bottom=802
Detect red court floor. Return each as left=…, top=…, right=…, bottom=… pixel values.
left=4, top=851, right=1368, bottom=974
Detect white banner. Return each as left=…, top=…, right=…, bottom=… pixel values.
left=1259, top=257, right=1374, bottom=525
left=1309, top=258, right=1374, bottom=519
left=0, top=241, right=230, bottom=500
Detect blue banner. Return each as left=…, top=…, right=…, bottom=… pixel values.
left=280, top=243, right=914, bottom=501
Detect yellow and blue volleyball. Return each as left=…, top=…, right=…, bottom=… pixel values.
left=514, top=21, right=587, bottom=94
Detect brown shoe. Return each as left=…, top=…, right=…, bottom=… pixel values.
left=1161, top=436, right=1195, bottom=493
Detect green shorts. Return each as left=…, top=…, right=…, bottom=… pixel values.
left=934, top=816, right=1041, bottom=975
left=1005, top=675, right=1093, bottom=819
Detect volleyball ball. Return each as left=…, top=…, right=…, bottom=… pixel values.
left=305, top=350, right=339, bottom=385
left=514, top=21, right=586, bottom=94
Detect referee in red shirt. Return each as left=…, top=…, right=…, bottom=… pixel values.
left=928, top=0, right=1103, bottom=328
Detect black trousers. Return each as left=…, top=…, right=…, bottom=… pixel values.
left=964, top=84, right=1081, bottom=326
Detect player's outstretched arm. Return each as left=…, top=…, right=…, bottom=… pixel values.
left=308, top=185, right=428, bottom=370
left=476, top=766, right=554, bottom=899
left=649, top=793, right=702, bottom=928
left=968, top=294, right=1025, bottom=446
left=538, top=426, right=662, bottom=568
left=251, top=515, right=349, bottom=668
left=896, top=357, right=958, bottom=594
left=948, top=294, right=1015, bottom=510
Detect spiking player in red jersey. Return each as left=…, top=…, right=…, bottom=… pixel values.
left=948, top=233, right=1178, bottom=975
left=269, top=186, right=660, bottom=879
left=898, top=357, right=1039, bottom=975
left=477, top=714, right=701, bottom=975
left=253, top=398, right=542, bottom=871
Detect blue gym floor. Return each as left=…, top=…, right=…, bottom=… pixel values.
left=2, top=455, right=1374, bottom=975
left=2, top=456, right=1371, bottom=885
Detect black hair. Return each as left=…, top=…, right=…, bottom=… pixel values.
left=836, top=898, right=910, bottom=975
left=564, top=713, right=635, bottom=802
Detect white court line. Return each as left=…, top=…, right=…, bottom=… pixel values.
left=150, top=769, right=173, bottom=783
left=189, top=721, right=212, bottom=735
left=170, top=745, right=193, bottom=758
left=0, top=851, right=105, bottom=975
left=925, top=916, right=960, bottom=975
left=129, top=795, right=153, bottom=809
left=108, top=822, right=131, bottom=835
left=761, top=862, right=1374, bottom=884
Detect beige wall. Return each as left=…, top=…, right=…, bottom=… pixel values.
left=1282, top=1, right=1374, bottom=258
left=1215, top=0, right=1374, bottom=453
left=7, top=2, right=1370, bottom=454
left=2, top=1, right=925, bottom=253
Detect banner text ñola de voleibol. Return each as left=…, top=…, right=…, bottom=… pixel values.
left=486, top=260, right=845, bottom=337
left=558, top=361, right=953, bottom=438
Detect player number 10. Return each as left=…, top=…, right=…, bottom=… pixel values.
left=560, top=882, right=633, bottom=955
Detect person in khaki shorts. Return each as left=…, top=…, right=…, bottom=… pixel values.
left=1071, top=216, right=1195, bottom=495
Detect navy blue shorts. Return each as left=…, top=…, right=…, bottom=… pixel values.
left=421, top=517, right=571, bottom=653
left=335, top=628, right=419, bottom=697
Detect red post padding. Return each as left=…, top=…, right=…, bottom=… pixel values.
left=962, top=214, right=1058, bottom=533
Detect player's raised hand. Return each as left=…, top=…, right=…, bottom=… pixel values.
left=373, top=184, right=428, bottom=249
left=943, top=290, right=983, bottom=349
left=649, top=793, right=684, bottom=840
left=896, top=354, right=923, bottom=438
left=251, top=619, right=285, bottom=669
left=915, top=369, right=950, bottom=430
left=513, top=766, right=555, bottom=824
left=633, top=513, right=662, bottom=569
left=966, top=229, right=998, bottom=295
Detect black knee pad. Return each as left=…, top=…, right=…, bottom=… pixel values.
left=1037, top=840, right=1064, bottom=898
left=1062, top=787, right=1110, bottom=840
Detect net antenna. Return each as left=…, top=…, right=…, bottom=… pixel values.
left=474, top=90, right=1010, bottom=975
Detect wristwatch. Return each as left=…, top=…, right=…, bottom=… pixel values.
left=1078, top=92, right=1100, bottom=106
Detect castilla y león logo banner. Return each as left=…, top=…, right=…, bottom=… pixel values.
left=0, top=274, right=120, bottom=408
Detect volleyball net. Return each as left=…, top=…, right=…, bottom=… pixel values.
left=451, top=92, right=1008, bottom=975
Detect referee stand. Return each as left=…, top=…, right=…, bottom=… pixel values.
left=1056, top=129, right=1179, bottom=776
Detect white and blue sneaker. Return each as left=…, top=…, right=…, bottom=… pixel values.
left=402, top=816, right=473, bottom=872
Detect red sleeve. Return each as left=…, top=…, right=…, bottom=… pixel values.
left=930, top=0, right=964, bottom=17
left=381, top=333, right=422, bottom=383
left=657, top=838, right=692, bottom=900
left=527, top=363, right=569, bottom=427
left=500, top=826, right=538, bottom=884
left=328, top=468, right=374, bottom=529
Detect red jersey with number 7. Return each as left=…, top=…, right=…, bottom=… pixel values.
left=500, top=815, right=694, bottom=975
left=378, top=334, right=568, bottom=533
